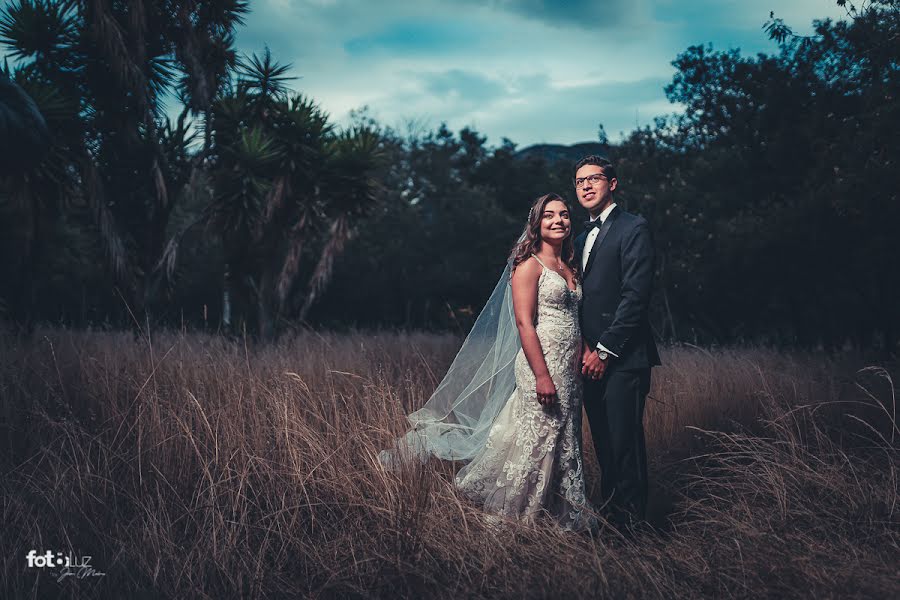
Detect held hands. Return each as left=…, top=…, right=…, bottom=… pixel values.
left=581, top=343, right=607, bottom=380
left=535, top=374, right=558, bottom=407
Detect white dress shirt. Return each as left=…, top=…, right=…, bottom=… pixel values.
left=582, top=203, right=619, bottom=358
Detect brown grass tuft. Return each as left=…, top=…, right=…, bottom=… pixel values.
left=1, top=329, right=897, bottom=599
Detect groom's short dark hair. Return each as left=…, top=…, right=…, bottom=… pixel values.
left=573, top=155, right=617, bottom=180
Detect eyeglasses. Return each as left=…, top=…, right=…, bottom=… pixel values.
left=573, top=173, right=608, bottom=188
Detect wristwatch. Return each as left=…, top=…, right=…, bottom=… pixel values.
left=596, top=350, right=609, bottom=361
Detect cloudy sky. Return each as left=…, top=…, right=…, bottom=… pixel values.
left=233, top=0, right=846, bottom=146
left=2, top=0, right=848, bottom=147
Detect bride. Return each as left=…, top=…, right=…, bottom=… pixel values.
left=380, top=193, right=599, bottom=532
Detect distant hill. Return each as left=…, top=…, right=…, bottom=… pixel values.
left=514, top=142, right=611, bottom=164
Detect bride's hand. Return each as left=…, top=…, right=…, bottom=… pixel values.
left=535, top=375, right=558, bottom=406
left=581, top=343, right=594, bottom=366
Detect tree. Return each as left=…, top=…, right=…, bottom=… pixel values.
left=622, top=0, right=899, bottom=349
left=0, top=0, right=246, bottom=324
left=157, top=49, right=386, bottom=339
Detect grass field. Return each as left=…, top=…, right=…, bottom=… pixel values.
left=1, top=329, right=897, bottom=599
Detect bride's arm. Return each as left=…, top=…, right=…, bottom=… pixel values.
left=511, top=259, right=556, bottom=407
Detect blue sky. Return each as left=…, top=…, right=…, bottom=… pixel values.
left=233, top=0, right=847, bottom=146
left=1, top=0, right=848, bottom=147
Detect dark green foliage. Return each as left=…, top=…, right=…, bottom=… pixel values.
left=0, top=0, right=247, bottom=327
left=320, top=1, right=898, bottom=350
left=629, top=1, right=899, bottom=350
left=0, top=1, right=897, bottom=351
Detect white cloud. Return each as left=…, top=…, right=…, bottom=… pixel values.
left=0, top=0, right=848, bottom=147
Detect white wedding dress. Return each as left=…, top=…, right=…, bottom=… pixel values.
left=454, top=256, right=599, bottom=532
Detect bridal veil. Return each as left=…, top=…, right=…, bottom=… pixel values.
left=378, top=252, right=521, bottom=468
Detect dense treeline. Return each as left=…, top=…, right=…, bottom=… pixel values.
left=0, top=0, right=897, bottom=351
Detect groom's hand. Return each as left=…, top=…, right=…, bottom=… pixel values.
left=582, top=349, right=607, bottom=380
left=581, top=343, right=594, bottom=371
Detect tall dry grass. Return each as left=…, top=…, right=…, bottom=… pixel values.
left=0, top=329, right=897, bottom=599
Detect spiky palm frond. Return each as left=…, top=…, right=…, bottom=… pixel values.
left=159, top=107, right=198, bottom=169
left=237, top=47, right=295, bottom=101
left=285, top=94, right=330, bottom=132
left=322, top=126, right=386, bottom=216
left=273, top=94, right=331, bottom=188
left=13, top=69, right=76, bottom=124
left=0, top=0, right=78, bottom=63
left=197, top=0, right=249, bottom=32
left=207, top=89, right=250, bottom=160
left=213, top=126, right=281, bottom=238
left=227, top=126, right=281, bottom=179
left=147, top=53, right=177, bottom=107
left=213, top=91, right=250, bottom=130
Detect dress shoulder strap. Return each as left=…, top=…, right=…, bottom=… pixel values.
left=530, top=254, right=547, bottom=269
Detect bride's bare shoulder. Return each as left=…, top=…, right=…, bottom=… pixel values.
left=511, top=256, right=542, bottom=285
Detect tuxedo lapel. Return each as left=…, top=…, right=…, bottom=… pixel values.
left=574, top=230, right=587, bottom=259
left=584, top=206, right=620, bottom=277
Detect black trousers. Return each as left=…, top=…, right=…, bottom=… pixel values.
left=583, top=368, right=651, bottom=521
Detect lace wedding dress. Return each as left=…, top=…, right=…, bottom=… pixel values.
left=454, top=256, right=599, bottom=532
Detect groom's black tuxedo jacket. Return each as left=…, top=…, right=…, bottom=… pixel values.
left=575, top=206, right=661, bottom=372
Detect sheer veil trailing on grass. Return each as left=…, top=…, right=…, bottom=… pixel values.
left=378, top=252, right=522, bottom=468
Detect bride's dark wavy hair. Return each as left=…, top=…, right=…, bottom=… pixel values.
left=510, top=193, right=579, bottom=281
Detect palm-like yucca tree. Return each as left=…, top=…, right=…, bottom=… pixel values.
left=296, top=126, right=385, bottom=320
left=0, top=0, right=245, bottom=322
left=212, top=125, right=284, bottom=258
left=171, top=0, right=248, bottom=153
left=2, top=3, right=384, bottom=333
left=191, top=49, right=385, bottom=338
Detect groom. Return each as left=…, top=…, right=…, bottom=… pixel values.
left=573, top=155, right=661, bottom=527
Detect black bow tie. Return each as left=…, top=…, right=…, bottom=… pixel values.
left=584, top=219, right=603, bottom=231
